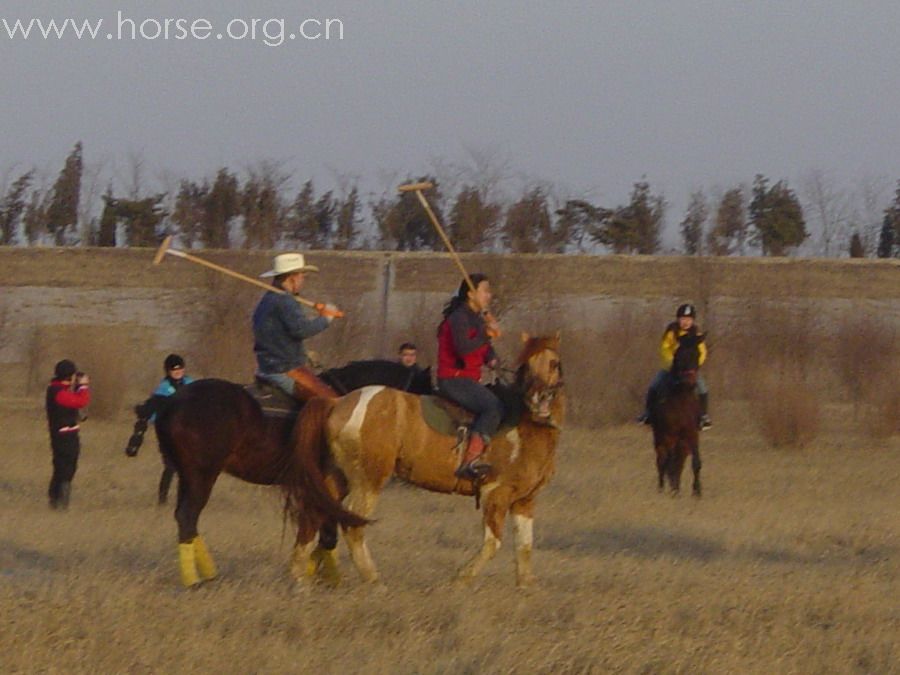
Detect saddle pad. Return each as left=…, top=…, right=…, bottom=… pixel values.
left=420, top=396, right=472, bottom=437
left=243, top=382, right=301, bottom=419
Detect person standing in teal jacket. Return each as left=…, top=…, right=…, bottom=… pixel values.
left=125, top=353, right=195, bottom=504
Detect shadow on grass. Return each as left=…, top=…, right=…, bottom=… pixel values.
left=542, top=525, right=726, bottom=562
left=0, top=540, right=60, bottom=577
left=542, top=527, right=897, bottom=567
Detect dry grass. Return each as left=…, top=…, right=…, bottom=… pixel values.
left=565, top=306, right=659, bottom=427
left=748, top=364, right=822, bottom=448
left=2, top=398, right=898, bottom=674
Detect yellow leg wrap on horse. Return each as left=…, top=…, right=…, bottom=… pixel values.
left=178, top=541, right=200, bottom=587
left=307, top=547, right=341, bottom=588
left=193, top=535, right=217, bottom=581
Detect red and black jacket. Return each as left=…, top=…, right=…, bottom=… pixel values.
left=437, top=305, right=497, bottom=380
left=46, top=379, right=91, bottom=434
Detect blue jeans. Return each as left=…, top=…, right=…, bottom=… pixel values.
left=437, top=377, right=504, bottom=443
left=257, top=372, right=295, bottom=397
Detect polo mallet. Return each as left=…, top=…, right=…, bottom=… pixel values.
left=397, top=182, right=500, bottom=336
left=152, top=236, right=344, bottom=317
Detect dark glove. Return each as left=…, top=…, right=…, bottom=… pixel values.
left=125, top=431, right=144, bottom=457
left=125, top=417, right=148, bottom=457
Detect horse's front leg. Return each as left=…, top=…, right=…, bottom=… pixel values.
left=510, top=497, right=538, bottom=588
left=456, top=483, right=511, bottom=584
left=655, top=447, right=667, bottom=492
left=174, top=476, right=217, bottom=587
left=691, top=444, right=702, bottom=497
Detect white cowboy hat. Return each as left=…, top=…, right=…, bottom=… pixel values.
left=259, top=253, right=320, bottom=278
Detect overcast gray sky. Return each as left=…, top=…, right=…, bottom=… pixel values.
left=4, top=0, right=900, bottom=237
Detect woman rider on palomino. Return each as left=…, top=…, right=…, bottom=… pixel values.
left=436, top=273, right=504, bottom=480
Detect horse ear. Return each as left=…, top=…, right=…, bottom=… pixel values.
left=521, top=332, right=530, bottom=344
left=555, top=330, right=562, bottom=345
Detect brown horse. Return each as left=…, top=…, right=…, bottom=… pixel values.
left=153, top=361, right=431, bottom=588
left=651, top=333, right=703, bottom=496
left=288, top=334, right=564, bottom=588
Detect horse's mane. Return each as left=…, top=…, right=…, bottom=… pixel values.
left=516, top=335, right=561, bottom=366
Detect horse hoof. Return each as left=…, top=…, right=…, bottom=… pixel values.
left=516, top=574, right=538, bottom=589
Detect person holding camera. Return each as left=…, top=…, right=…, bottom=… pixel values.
left=45, top=359, right=91, bottom=510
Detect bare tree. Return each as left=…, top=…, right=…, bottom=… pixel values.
left=800, top=168, right=850, bottom=257
left=77, top=159, right=107, bottom=245
left=122, top=149, right=146, bottom=200
left=848, top=173, right=890, bottom=257
left=680, top=189, right=708, bottom=255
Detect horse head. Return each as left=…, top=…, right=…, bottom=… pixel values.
left=515, top=332, right=564, bottom=425
left=671, top=332, right=704, bottom=387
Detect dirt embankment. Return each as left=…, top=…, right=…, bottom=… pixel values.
left=1, top=247, right=898, bottom=421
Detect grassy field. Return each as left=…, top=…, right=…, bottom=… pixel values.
left=2, top=397, right=897, bottom=674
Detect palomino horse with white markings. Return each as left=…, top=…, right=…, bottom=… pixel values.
left=288, top=333, right=564, bottom=588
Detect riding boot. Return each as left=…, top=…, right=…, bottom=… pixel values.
left=637, top=387, right=656, bottom=425
left=699, top=393, right=712, bottom=430
left=287, top=365, right=339, bottom=401
left=58, top=481, right=71, bottom=510
left=454, top=432, right=490, bottom=480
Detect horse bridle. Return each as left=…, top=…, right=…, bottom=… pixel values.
left=518, top=349, right=564, bottom=425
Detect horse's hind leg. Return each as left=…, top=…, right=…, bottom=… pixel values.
left=691, top=444, right=702, bottom=497
left=291, top=518, right=341, bottom=589
left=457, top=483, right=511, bottom=584
left=304, top=473, right=347, bottom=587
left=342, top=490, right=382, bottom=584
left=174, top=475, right=217, bottom=587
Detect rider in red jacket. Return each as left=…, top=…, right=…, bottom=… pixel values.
left=436, top=273, right=503, bottom=480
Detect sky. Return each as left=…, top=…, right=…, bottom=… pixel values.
left=3, top=0, right=900, bottom=243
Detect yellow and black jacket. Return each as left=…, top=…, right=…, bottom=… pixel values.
left=659, top=322, right=707, bottom=370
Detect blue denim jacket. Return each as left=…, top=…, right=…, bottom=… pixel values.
left=252, top=291, right=329, bottom=374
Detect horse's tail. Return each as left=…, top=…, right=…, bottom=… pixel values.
left=283, top=396, right=370, bottom=531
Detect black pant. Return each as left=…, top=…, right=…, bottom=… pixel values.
left=49, top=432, right=80, bottom=503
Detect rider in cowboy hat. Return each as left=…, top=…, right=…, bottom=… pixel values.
left=253, top=252, right=342, bottom=400
left=637, top=303, right=712, bottom=430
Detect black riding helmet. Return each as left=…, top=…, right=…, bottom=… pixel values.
left=676, top=304, right=696, bottom=319
left=164, top=353, right=186, bottom=372
left=54, top=359, right=77, bottom=379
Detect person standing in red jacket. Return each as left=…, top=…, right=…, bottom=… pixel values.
left=437, top=273, right=503, bottom=480
left=45, top=359, right=91, bottom=510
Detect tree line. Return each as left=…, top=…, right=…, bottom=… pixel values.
left=2, top=142, right=900, bottom=258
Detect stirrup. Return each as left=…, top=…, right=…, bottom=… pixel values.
left=454, top=459, right=491, bottom=481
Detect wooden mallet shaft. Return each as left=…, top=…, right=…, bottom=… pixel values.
left=397, top=182, right=500, bottom=337
left=152, top=236, right=344, bottom=317
left=397, top=182, right=476, bottom=295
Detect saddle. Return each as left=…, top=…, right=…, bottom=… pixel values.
left=244, top=379, right=301, bottom=419
left=420, top=383, right=522, bottom=438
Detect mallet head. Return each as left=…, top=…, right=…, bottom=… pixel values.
left=397, top=181, right=434, bottom=193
